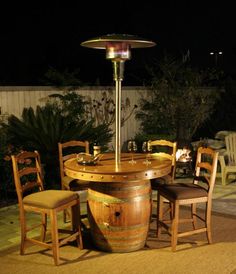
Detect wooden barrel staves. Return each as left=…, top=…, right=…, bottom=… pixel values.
left=87, top=180, right=151, bottom=252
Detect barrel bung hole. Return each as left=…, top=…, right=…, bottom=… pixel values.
left=115, top=211, right=121, bottom=217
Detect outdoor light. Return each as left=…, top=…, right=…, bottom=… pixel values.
left=81, top=34, right=156, bottom=167
left=210, top=51, right=223, bottom=66
left=210, top=51, right=223, bottom=55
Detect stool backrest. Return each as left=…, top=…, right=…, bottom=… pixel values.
left=194, top=146, right=218, bottom=195
left=149, top=139, right=177, bottom=181
left=11, top=151, right=44, bottom=205
left=58, top=140, right=89, bottom=186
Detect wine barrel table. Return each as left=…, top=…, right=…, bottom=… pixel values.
left=64, top=153, right=171, bottom=252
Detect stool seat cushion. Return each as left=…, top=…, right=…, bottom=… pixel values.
left=157, top=183, right=208, bottom=200
left=62, top=176, right=90, bottom=190
left=23, top=190, right=78, bottom=209
left=151, top=175, right=172, bottom=189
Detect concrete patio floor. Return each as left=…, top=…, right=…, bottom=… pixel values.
left=0, top=177, right=235, bottom=252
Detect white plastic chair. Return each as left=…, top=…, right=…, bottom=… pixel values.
left=219, top=133, right=236, bottom=185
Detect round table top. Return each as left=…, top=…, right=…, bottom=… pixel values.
left=64, top=153, right=171, bottom=183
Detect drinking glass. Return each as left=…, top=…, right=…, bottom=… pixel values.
left=142, top=141, right=147, bottom=153
left=143, top=140, right=152, bottom=165
left=128, top=140, right=137, bottom=164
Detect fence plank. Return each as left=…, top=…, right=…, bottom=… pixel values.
left=0, top=86, right=147, bottom=148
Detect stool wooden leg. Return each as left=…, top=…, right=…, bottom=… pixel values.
left=50, top=209, right=60, bottom=266
left=191, top=203, right=197, bottom=230
left=71, top=202, right=83, bottom=249
left=20, top=209, right=26, bottom=255
left=206, top=201, right=212, bottom=244
left=171, top=201, right=179, bottom=251
left=40, top=213, right=47, bottom=242
left=156, top=193, right=163, bottom=238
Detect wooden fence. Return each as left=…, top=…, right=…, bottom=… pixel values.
left=0, top=86, right=148, bottom=149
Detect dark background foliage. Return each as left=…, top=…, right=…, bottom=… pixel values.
left=1, top=92, right=113, bottom=191
left=135, top=55, right=224, bottom=147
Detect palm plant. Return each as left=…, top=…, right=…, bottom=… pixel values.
left=3, top=104, right=112, bottom=188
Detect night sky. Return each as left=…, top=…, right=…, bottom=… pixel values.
left=0, top=2, right=235, bottom=85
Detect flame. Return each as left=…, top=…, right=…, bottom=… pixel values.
left=176, top=148, right=191, bottom=162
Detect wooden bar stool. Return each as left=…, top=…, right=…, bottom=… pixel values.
left=11, top=150, right=83, bottom=265
left=156, top=147, right=218, bottom=251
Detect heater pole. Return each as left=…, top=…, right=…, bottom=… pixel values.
left=113, top=60, right=124, bottom=167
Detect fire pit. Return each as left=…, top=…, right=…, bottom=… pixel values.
left=176, top=147, right=193, bottom=177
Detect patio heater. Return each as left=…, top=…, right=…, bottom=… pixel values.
left=81, top=34, right=156, bottom=168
